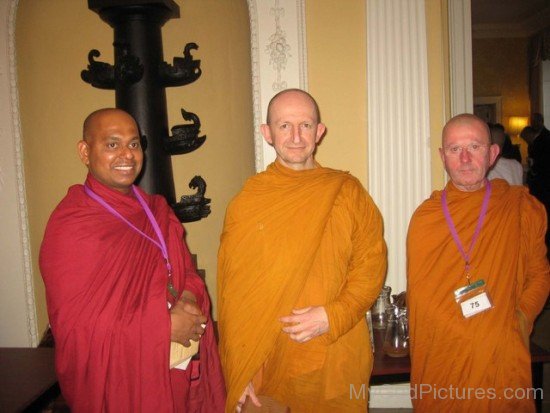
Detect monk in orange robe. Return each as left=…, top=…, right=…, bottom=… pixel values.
left=218, top=89, right=387, bottom=412
left=407, top=114, right=549, bottom=412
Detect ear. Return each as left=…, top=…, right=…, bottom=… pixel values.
left=260, top=124, right=273, bottom=145
left=316, top=123, right=326, bottom=143
left=488, top=143, right=500, bottom=167
left=77, top=140, right=90, bottom=166
left=438, top=147, right=445, bottom=165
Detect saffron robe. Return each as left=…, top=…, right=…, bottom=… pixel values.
left=40, top=174, right=225, bottom=412
left=218, top=162, right=387, bottom=412
left=407, top=179, right=550, bottom=413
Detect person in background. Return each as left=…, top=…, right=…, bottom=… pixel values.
left=521, top=125, right=537, bottom=147
left=520, top=126, right=537, bottom=182
left=491, top=123, right=522, bottom=163
left=218, top=89, right=387, bottom=412
left=407, top=113, right=549, bottom=412
left=40, top=108, right=225, bottom=412
left=528, top=113, right=550, bottom=258
left=487, top=123, right=523, bottom=185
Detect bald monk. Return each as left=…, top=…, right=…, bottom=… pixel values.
left=40, top=108, right=225, bottom=412
left=217, top=89, right=387, bottom=412
left=407, top=113, right=550, bottom=412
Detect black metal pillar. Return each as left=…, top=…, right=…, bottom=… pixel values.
left=91, top=1, right=177, bottom=203
left=82, top=0, right=210, bottom=222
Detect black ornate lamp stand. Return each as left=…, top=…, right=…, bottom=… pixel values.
left=82, top=0, right=210, bottom=222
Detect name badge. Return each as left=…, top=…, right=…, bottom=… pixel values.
left=454, top=279, right=493, bottom=318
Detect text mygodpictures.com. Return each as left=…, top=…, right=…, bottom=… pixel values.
left=350, top=384, right=543, bottom=400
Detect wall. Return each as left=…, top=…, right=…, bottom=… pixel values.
left=473, top=37, right=531, bottom=130
left=307, top=1, right=368, bottom=184
left=15, top=0, right=450, bottom=338
left=308, top=0, right=447, bottom=190
left=425, top=0, right=449, bottom=190
left=16, top=0, right=254, bottom=335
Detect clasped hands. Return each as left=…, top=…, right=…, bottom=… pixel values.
left=279, top=305, right=329, bottom=343
left=170, top=290, right=206, bottom=347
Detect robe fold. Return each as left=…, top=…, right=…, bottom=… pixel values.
left=40, top=174, right=225, bottom=412
left=218, top=162, right=387, bottom=412
left=407, top=179, right=550, bottom=413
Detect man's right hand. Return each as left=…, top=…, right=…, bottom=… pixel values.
left=170, top=297, right=207, bottom=347
left=236, top=382, right=261, bottom=412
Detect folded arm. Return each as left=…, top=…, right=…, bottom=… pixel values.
left=324, top=184, right=387, bottom=343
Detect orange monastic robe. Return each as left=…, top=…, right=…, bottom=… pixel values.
left=218, top=162, right=387, bottom=412
left=407, top=179, right=550, bottom=413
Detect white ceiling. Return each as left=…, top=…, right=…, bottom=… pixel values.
left=471, top=0, right=550, bottom=38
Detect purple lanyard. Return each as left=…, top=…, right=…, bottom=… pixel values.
left=84, top=184, right=175, bottom=293
left=441, top=180, right=491, bottom=284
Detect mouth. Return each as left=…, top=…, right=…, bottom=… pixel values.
left=113, top=165, right=135, bottom=172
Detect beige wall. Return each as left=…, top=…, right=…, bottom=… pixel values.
left=17, top=0, right=449, bottom=336
left=307, top=0, right=447, bottom=190
left=307, top=1, right=368, bottom=185
left=473, top=37, right=531, bottom=129
left=425, top=0, right=449, bottom=190
left=17, top=0, right=253, bottom=334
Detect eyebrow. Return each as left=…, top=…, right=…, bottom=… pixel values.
left=105, top=135, right=140, bottom=141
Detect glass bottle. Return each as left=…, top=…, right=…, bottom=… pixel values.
left=383, top=305, right=409, bottom=357
left=371, top=285, right=392, bottom=329
left=365, top=310, right=375, bottom=351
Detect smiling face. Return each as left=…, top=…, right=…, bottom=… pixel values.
left=439, top=115, right=499, bottom=192
left=78, top=109, right=143, bottom=194
left=261, top=90, right=326, bottom=171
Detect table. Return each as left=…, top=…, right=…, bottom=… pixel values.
left=369, top=329, right=550, bottom=412
left=370, top=329, right=410, bottom=385
left=0, top=348, right=59, bottom=412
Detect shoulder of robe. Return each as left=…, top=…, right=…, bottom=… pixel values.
left=411, top=189, right=442, bottom=219
left=149, top=191, right=171, bottom=212
left=47, top=184, right=93, bottom=222
left=518, top=187, right=547, bottom=222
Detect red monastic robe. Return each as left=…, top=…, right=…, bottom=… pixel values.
left=40, top=174, right=225, bottom=412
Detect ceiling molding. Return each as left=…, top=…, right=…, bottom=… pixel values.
left=473, top=5, right=550, bottom=39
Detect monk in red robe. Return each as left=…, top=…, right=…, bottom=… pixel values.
left=218, top=89, right=387, bottom=412
left=39, top=108, right=225, bottom=412
left=407, top=114, right=550, bottom=412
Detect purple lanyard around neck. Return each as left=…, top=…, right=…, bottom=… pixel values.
left=441, top=180, right=491, bottom=283
left=84, top=184, right=173, bottom=281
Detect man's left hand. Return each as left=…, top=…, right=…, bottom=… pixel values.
left=280, top=306, right=329, bottom=343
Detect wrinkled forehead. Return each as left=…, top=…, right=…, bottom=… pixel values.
left=442, top=118, right=490, bottom=146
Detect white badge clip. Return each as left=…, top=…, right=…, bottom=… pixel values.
left=454, top=279, right=493, bottom=318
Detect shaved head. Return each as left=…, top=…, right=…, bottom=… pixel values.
left=439, top=113, right=499, bottom=192
left=266, top=89, right=321, bottom=124
left=78, top=108, right=143, bottom=193
left=442, top=114, right=491, bottom=147
left=83, top=108, right=135, bottom=141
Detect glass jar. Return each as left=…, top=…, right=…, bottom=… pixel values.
left=371, top=285, right=392, bottom=330
left=383, top=305, right=409, bottom=358
left=365, top=310, right=375, bottom=351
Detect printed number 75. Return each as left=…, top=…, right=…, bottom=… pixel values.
left=470, top=301, right=480, bottom=309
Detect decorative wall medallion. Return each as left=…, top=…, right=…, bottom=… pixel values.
left=266, top=0, right=291, bottom=91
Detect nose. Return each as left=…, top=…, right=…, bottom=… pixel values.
left=459, top=147, right=471, bottom=162
left=292, top=125, right=301, bottom=143
left=121, top=146, right=135, bottom=159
